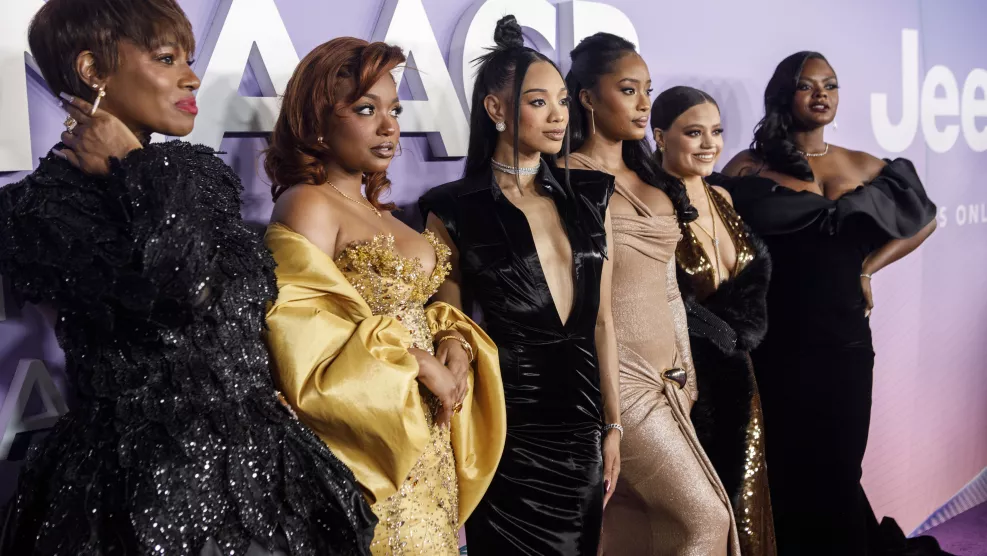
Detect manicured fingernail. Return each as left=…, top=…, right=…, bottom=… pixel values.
left=59, top=92, right=74, bottom=102
left=51, top=149, right=67, bottom=160
left=604, top=480, right=611, bottom=493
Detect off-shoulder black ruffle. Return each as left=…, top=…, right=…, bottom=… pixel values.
left=714, top=158, right=937, bottom=241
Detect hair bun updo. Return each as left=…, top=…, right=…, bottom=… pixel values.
left=493, top=15, right=524, bottom=50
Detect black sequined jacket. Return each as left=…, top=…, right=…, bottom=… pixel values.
left=676, top=228, right=772, bottom=505
left=0, top=141, right=375, bottom=555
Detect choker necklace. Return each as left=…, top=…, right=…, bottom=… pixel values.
left=491, top=159, right=540, bottom=176
left=796, top=143, right=829, bottom=158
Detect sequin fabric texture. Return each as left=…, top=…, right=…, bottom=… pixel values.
left=0, top=141, right=375, bottom=555
left=333, top=232, right=460, bottom=556
left=676, top=187, right=756, bottom=299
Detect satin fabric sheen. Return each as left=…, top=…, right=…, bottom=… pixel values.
left=568, top=154, right=739, bottom=556
left=262, top=224, right=506, bottom=536
left=717, top=159, right=937, bottom=555
left=419, top=164, right=613, bottom=556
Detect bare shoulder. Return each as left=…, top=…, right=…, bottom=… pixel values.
left=721, top=149, right=760, bottom=177
left=711, top=185, right=733, bottom=206
left=842, top=147, right=887, bottom=181
left=270, top=185, right=339, bottom=253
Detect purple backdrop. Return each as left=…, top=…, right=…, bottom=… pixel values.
left=1, top=0, right=985, bottom=533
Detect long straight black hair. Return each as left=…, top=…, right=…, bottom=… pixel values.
left=566, top=32, right=696, bottom=223
left=464, top=15, right=606, bottom=253
left=751, top=51, right=829, bottom=181
left=462, top=15, right=562, bottom=180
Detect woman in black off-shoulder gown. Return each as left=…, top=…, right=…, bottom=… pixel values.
left=722, top=51, right=943, bottom=556
left=0, top=1, right=375, bottom=553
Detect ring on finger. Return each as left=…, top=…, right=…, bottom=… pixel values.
left=63, top=116, right=78, bottom=133
left=452, top=401, right=464, bottom=414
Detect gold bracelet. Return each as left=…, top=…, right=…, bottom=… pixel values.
left=437, top=335, right=474, bottom=363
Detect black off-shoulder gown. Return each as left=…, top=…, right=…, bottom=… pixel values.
left=720, top=159, right=944, bottom=555
left=420, top=164, right=614, bottom=556
left=0, top=142, right=376, bottom=555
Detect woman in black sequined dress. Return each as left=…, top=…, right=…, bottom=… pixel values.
left=0, top=1, right=375, bottom=554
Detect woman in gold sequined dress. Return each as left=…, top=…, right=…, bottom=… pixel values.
left=563, top=35, right=739, bottom=556
left=655, top=87, right=777, bottom=556
left=259, top=38, right=507, bottom=556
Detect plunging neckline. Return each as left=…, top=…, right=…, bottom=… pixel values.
left=497, top=182, right=577, bottom=330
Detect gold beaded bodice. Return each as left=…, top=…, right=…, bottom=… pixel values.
left=332, top=230, right=460, bottom=555
left=676, top=187, right=755, bottom=301
left=334, top=231, right=452, bottom=354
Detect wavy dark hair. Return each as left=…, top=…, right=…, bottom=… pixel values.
left=750, top=51, right=829, bottom=181
left=651, top=86, right=718, bottom=223
left=463, top=15, right=562, bottom=180
left=264, top=37, right=406, bottom=208
left=567, top=32, right=696, bottom=223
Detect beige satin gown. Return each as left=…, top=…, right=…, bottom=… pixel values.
left=570, top=155, right=740, bottom=556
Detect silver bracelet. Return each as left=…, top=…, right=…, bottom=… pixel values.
left=602, top=423, right=624, bottom=440
left=861, top=273, right=873, bottom=279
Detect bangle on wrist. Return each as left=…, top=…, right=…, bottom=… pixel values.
left=437, top=335, right=474, bottom=363
left=861, top=273, right=873, bottom=279
left=602, top=423, right=623, bottom=440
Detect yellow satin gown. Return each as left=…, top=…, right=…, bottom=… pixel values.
left=263, top=223, right=506, bottom=555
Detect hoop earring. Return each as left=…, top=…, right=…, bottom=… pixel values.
left=590, top=109, right=596, bottom=135
left=90, top=83, right=106, bottom=115
left=495, top=121, right=506, bottom=132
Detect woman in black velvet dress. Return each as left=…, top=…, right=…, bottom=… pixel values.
left=419, top=16, right=621, bottom=556
left=0, top=1, right=374, bottom=554
left=722, top=52, right=942, bottom=556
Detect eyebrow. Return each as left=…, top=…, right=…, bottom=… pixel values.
left=522, top=87, right=568, bottom=95
left=619, top=78, right=644, bottom=85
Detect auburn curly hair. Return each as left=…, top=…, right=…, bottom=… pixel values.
left=264, top=37, right=406, bottom=208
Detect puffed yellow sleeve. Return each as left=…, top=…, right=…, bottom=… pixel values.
left=426, top=302, right=506, bottom=523
left=263, top=223, right=429, bottom=505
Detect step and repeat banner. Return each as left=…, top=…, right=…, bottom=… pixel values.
left=1, top=0, right=985, bottom=533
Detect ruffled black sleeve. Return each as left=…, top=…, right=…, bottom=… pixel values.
left=716, top=158, right=936, bottom=242
left=104, top=142, right=241, bottom=322
left=0, top=141, right=241, bottom=331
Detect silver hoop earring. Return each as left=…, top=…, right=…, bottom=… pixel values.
left=495, top=121, right=506, bottom=132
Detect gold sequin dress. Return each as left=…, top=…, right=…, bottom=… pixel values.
left=263, top=223, right=507, bottom=556
left=568, top=154, right=739, bottom=556
left=675, top=184, right=777, bottom=556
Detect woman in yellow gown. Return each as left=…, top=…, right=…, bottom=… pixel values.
left=259, top=37, right=506, bottom=555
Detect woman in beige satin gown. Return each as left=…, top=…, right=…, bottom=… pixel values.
left=564, top=33, right=739, bottom=555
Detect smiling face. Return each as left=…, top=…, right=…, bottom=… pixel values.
left=325, top=73, right=402, bottom=174
left=655, top=101, right=723, bottom=179
left=792, top=57, right=839, bottom=129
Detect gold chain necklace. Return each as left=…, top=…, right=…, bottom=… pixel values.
left=689, top=180, right=722, bottom=283
left=328, top=182, right=381, bottom=218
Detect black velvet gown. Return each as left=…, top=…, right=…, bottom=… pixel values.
left=719, top=159, right=942, bottom=556
left=0, top=142, right=376, bottom=555
left=419, top=164, right=614, bottom=556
